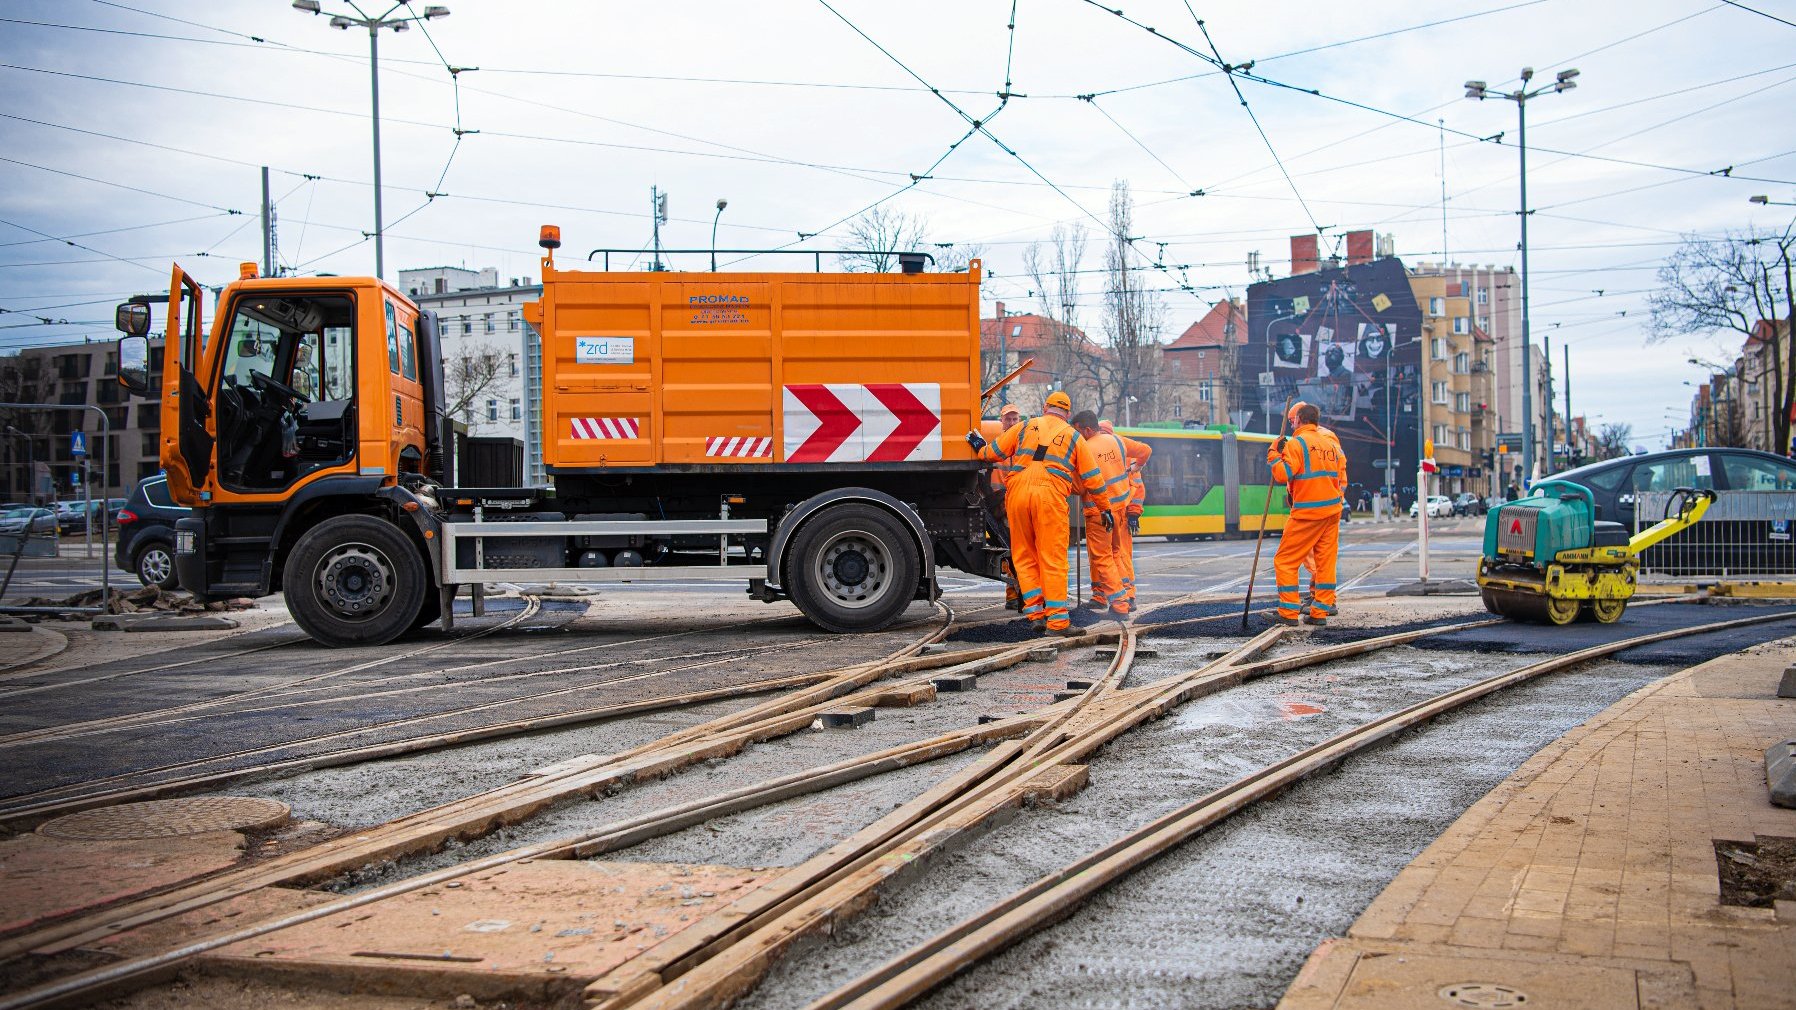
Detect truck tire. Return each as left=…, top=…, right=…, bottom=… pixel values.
left=785, top=503, right=920, bottom=633
left=283, top=515, right=427, bottom=648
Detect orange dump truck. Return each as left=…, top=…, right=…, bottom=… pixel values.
left=112, top=228, right=1004, bottom=647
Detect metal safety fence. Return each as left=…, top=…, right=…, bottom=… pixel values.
left=0, top=402, right=116, bottom=615
left=1634, top=490, right=1796, bottom=580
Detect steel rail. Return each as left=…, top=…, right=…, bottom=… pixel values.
left=0, top=709, right=1052, bottom=1010
left=0, top=625, right=1048, bottom=827
left=0, top=602, right=965, bottom=964
left=804, top=607, right=1796, bottom=1010
left=0, top=596, right=546, bottom=750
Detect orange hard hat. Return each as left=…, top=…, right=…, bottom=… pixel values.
left=1000, top=403, right=1021, bottom=417
left=1045, top=391, right=1072, bottom=412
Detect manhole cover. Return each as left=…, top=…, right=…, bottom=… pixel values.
left=1439, top=982, right=1529, bottom=1008
left=37, top=796, right=291, bottom=840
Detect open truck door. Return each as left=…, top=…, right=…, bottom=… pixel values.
left=116, top=265, right=215, bottom=506
left=161, top=265, right=214, bottom=505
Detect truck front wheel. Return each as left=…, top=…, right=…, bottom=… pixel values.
left=785, top=503, right=920, bottom=633
left=283, top=514, right=428, bottom=647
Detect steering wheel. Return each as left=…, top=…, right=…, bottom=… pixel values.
left=250, top=369, right=309, bottom=407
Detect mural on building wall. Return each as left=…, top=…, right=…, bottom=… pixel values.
left=1244, top=257, right=1423, bottom=496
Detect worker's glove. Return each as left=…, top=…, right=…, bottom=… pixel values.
left=1275, top=436, right=1289, bottom=452
left=965, top=430, right=986, bottom=453
left=1100, top=511, right=1115, bottom=532
left=1128, top=515, right=1140, bottom=535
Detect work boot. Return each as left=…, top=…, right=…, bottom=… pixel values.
left=1262, top=613, right=1301, bottom=628
left=1043, top=624, right=1081, bottom=638
left=1304, top=614, right=1328, bottom=627
left=1082, top=598, right=1109, bottom=613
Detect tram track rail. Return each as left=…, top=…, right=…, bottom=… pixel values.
left=5, top=597, right=1772, bottom=1010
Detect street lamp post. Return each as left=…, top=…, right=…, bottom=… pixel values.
left=293, top=1, right=451, bottom=280
left=1466, top=66, right=1579, bottom=486
left=710, top=198, right=728, bottom=272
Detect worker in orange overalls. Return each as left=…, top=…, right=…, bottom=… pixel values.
left=969, top=391, right=1106, bottom=636
left=1126, top=466, right=1146, bottom=535
left=1074, top=415, right=1151, bottom=617
left=988, top=403, right=1024, bottom=494
left=1266, top=401, right=1347, bottom=626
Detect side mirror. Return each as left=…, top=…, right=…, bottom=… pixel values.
left=116, top=301, right=151, bottom=336
left=118, top=335, right=152, bottom=396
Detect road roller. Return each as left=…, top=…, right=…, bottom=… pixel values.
left=1476, top=480, right=1715, bottom=625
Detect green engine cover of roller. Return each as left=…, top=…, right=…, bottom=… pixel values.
left=1482, top=479, right=1596, bottom=564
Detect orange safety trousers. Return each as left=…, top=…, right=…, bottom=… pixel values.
left=1273, top=516, right=1338, bottom=620
left=1083, top=507, right=1133, bottom=613
left=1007, top=482, right=1073, bottom=630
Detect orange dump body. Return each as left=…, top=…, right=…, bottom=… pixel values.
left=525, top=260, right=983, bottom=472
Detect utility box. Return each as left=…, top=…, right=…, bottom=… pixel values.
left=458, top=436, right=526, bottom=487
left=525, top=264, right=983, bottom=472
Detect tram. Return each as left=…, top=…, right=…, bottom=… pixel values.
left=1115, top=424, right=1292, bottom=541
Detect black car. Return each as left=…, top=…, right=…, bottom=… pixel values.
left=115, top=475, right=190, bottom=589
left=1451, top=492, right=1486, bottom=517
left=1545, top=447, right=1796, bottom=576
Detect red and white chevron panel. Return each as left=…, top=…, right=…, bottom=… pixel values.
left=705, top=436, right=773, bottom=458
left=782, top=383, right=941, bottom=463
left=570, top=416, right=640, bottom=440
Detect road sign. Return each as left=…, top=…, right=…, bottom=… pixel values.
left=1257, top=372, right=1275, bottom=387
left=1496, top=432, right=1523, bottom=452
left=70, top=430, right=86, bottom=457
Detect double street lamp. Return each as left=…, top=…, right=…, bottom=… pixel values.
left=1465, top=66, right=1580, bottom=485
left=293, top=0, right=451, bottom=279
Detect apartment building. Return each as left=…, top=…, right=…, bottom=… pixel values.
left=397, top=267, right=547, bottom=485
left=0, top=339, right=164, bottom=501
left=1160, top=299, right=1248, bottom=428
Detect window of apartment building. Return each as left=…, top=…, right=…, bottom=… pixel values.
left=1198, top=380, right=1213, bottom=402
left=1458, top=430, right=1471, bottom=450
left=486, top=398, right=498, bottom=422
left=1476, top=286, right=1489, bottom=305
left=1433, top=424, right=1451, bottom=445
left=484, top=313, right=495, bottom=334
left=1172, top=400, right=1183, bottom=419
left=1455, top=392, right=1471, bottom=413
left=1452, top=316, right=1470, bottom=335
left=1477, top=316, right=1490, bottom=332
left=1432, top=381, right=1449, bottom=404
left=509, top=398, right=521, bottom=421
left=1454, top=351, right=1470, bottom=373
left=461, top=316, right=472, bottom=336
left=1428, top=297, right=1444, bottom=316
left=1431, top=337, right=1446, bottom=360
left=508, top=353, right=519, bottom=378
left=509, top=311, right=520, bottom=332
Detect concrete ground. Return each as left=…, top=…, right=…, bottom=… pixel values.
left=6, top=517, right=1792, bottom=1010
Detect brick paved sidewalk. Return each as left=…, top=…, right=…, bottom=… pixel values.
left=1279, top=637, right=1796, bottom=1010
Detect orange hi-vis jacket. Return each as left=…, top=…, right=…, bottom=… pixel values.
left=980, top=414, right=1106, bottom=503
left=1081, top=431, right=1152, bottom=518
left=1268, top=422, right=1347, bottom=520
left=1127, top=470, right=1146, bottom=517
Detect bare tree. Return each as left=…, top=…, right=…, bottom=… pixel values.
left=443, top=339, right=511, bottom=433
left=933, top=241, right=986, bottom=274
left=1098, top=180, right=1165, bottom=423
left=839, top=207, right=930, bottom=273
left=1018, top=224, right=1107, bottom=411
left=1593, top=422, right=1633, bottom=461
left=1648, top=226, right=1794, bottom=455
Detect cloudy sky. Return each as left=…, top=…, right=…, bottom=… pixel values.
left=3, top=0, right=1793, bottom=447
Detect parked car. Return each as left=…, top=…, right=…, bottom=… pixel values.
left=115, top=476, right=189, bottom=589
left=1544, top=447, right=1796, bottom=575
left=1409, top=495, right=1454, bottom=519
left=54, top=498, right=127, bottom=535
left=1451, top=492, right=1486, bottom=517
left=0, top=506, right=57, bottom=539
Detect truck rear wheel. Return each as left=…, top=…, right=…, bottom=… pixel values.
left=283, top=515, right=427, bottom=648
left=786, top=503, right=920, bottom=633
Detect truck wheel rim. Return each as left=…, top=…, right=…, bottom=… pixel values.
left=316, top=542, right=394, bottom=620
left=140, top=547, right=172, bottom=585
left=814, top=529, right=890, bottom=610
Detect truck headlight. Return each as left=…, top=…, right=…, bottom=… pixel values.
left=175, top=529, right=196, bottom=554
